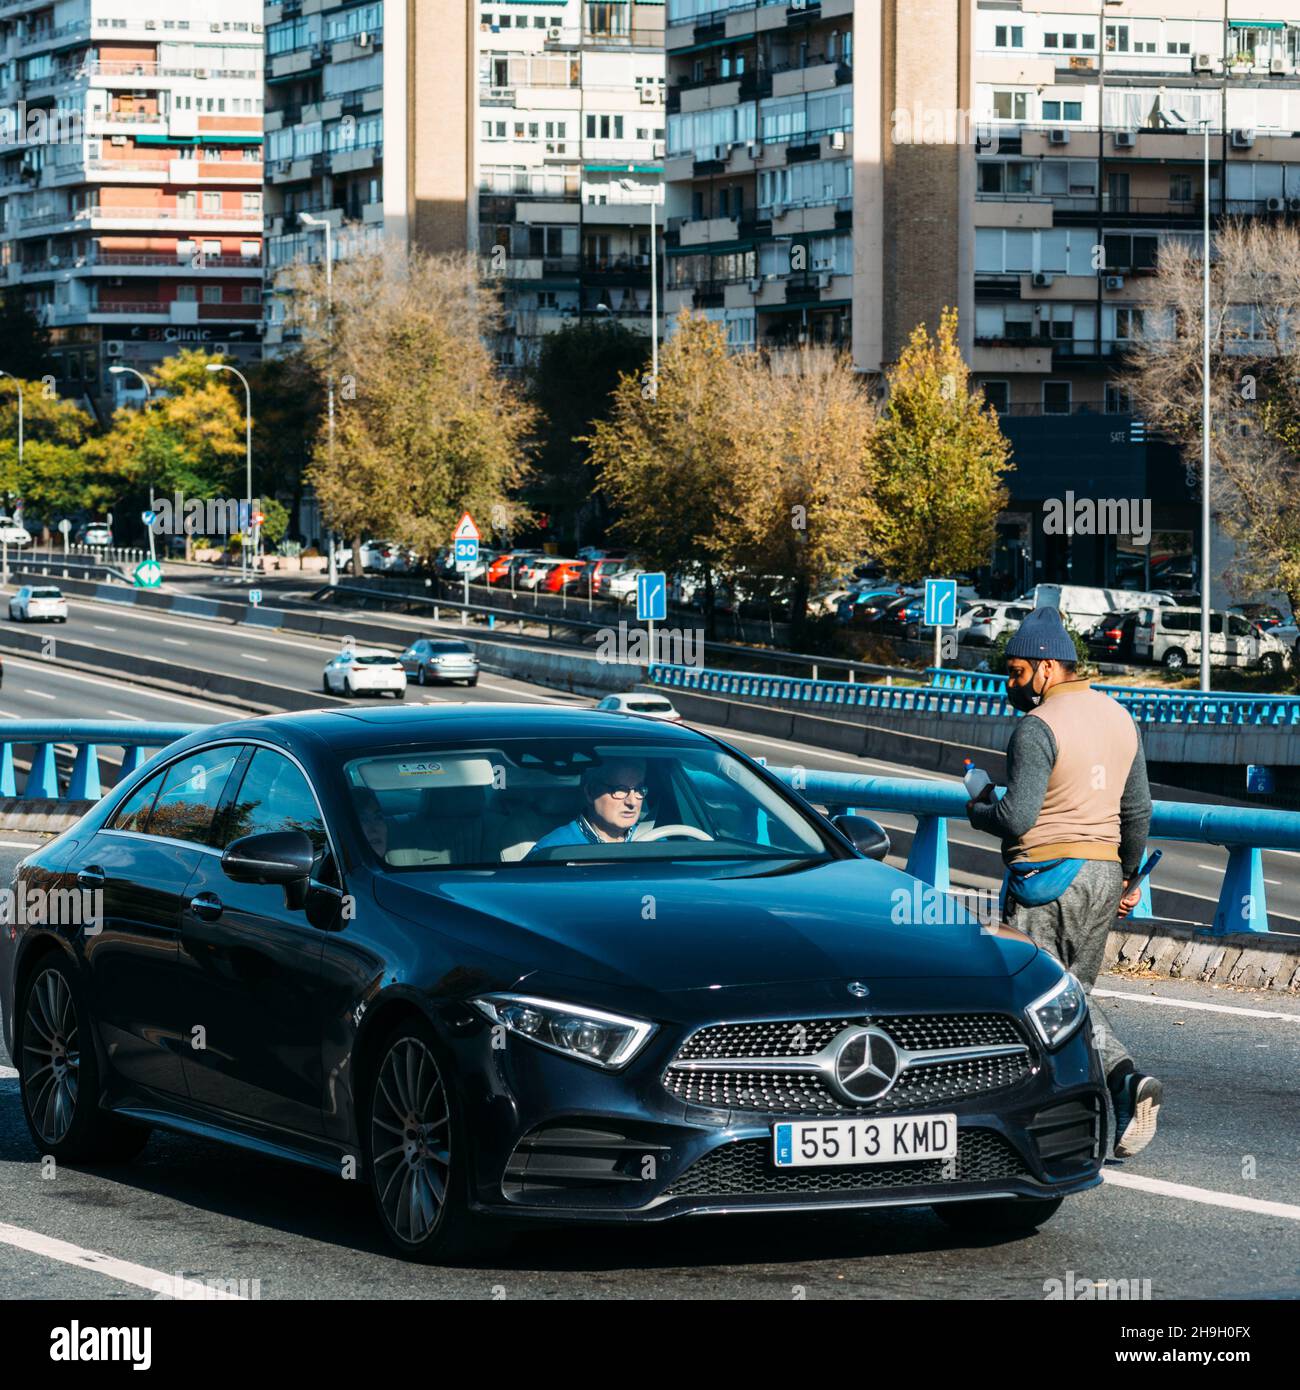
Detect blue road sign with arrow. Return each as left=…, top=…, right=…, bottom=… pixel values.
left=924, top=578, right=958, bottom=627
left=637, top=572, right=667, bottom=623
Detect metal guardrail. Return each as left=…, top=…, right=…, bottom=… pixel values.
left=0, top=721, right=198, bottom=800
left=653, top=663, right=1300, bottom=727
left=771, top=766, right=1300, bottom=936
left=0, top=721, right=1292, bottom=938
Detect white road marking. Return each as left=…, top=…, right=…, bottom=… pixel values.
left=0, top=710, right=15, bottom=718
left=1264, top=878, right=1281, bottom=887
left=1196, top=862, right=1224, bottom=873
left=0, top=1064, right=17, bottom=1077
left=1102, top=1170, right=1300, bottom=1222
left=477, top=680, right=569, bottom=704
left=242, top=653, right=269, bottom=662
left=0, top=1222, right=247, bottom=1298
left=1093, top=988, right=1300, bottom=1022
left=92, top=624, right=117, bottom=633
left=0, top=655, right=237, bottom=715
left=105, top=709, right=142, bottom=721
left=22, top=689, right=56, bottom=700
left=161, top=637, right=189, bottom=647
left=0, top=841, right=39, bottom=849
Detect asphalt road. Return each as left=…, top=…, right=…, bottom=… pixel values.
left=2, top=591, right=1298, bottom=931
left=0, top=869, right=1296, bottom=1299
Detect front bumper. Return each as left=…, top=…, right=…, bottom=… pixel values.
left=449, top=1011, right=1107, bottom=1224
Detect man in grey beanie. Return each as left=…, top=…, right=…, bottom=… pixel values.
left=966, top=605, right=1161, bottom=1158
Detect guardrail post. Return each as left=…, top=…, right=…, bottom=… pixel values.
left=906, top=814, right=951, bottom=892
left=68, top=744, right=101, bottom=800
left=0, top=742, right=15, bottom=796
left=25, top=743, right=59, bottom=798
left=1213, top=846, right=1269, bottom=934
left=117, top=746, right=146, bottom=782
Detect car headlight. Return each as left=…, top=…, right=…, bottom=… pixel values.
left=1025, top=971, right=1088, bottom=1050
left=471, top=993, right=656, bottom=1069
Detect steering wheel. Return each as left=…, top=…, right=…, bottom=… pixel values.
left=635, top=823, right=714, bottom=843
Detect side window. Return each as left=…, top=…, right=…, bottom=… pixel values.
left=149, top=745, right=241, bottom=845
left=221, top=749, right=328, bottom=863
left=109, top=769, right=165, bottom=833
left=1228, top=615, right=1251, bottom=637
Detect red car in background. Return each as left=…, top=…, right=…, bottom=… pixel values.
left=543, top=559, right=590, bottom=593
left=486, top=550, right=541, bottom=586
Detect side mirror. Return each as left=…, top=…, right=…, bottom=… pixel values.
left=832, top=814, right=890, bottom=861
left=222, top=830, right=314, bottom=908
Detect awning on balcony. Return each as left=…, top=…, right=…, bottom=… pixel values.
left=1228, top=19, right=1286, bottom=28
left=584, top=163, right=663, bottom=172
left=136, top=133, right=263, bottom=145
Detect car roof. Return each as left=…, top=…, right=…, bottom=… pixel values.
left=177, top=703, right=711, bottom=754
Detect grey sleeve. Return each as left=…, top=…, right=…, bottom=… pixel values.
left=967, top=716, right=1056, bottom=843
left=1118, top=720, right=1152, bottom=881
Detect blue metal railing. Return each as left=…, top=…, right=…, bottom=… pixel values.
left=1, top=721, right=1294, bottom=937
left=0, top=721, right=199, bottom=800
left=769, top=766, right=1300, bottom=936
left=651, top=663, right=1300, bottom=726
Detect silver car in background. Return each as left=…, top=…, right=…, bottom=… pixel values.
left=400, top=637, right=480, bottom=686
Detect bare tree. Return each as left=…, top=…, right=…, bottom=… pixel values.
left=1124, top=219, right=1300, bottom=616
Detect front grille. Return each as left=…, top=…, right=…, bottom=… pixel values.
left=665, top=1013, right=1033, bottom=1115
left=676, top=1013, right=1023, bottom=1062
left=664, top=1129, right=1029, bottom=1199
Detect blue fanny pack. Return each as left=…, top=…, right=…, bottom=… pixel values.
left=1000, top=857, right=1085, bottom=912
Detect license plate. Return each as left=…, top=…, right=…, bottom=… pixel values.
left=773, top=1114, right=957, bottom=1167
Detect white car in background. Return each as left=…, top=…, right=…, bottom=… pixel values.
left=8, top=585, right=67, bottom=622
left=962, top=601, right=1034, bottom=646
left=322, top=648, right=407, bottom=698
left=606, top=568, right=645, bottom=605
left=517, top=556, right=562, bottom=591
left=0, top=516, right=32, bottom=547
left=595, top=692, right=681, bottom=721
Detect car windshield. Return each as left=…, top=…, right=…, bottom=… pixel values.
left=626, top=700, right=673, bottom=712
left=343, top=737, right=835, bottom=870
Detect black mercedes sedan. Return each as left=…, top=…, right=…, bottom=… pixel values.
left=0, top=706, right=1107, bottom=1261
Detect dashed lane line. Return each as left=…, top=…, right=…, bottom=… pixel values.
left=1102, top=1170, right=1300, bottom=1222
left=1092, top=988, right=1300, bottom=1022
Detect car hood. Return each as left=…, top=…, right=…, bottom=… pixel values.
left=375, top=857, right=1037, bottom=993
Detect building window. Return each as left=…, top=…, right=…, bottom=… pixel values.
left=1105, top=383, right=1132, bottom=413
left=177, top=284, right=197, bottom=302
left=241, top=286, right=260, bottom=303
left=240, top=240, right=259, bottom=258
left=203, top=286, right=222, bottom=304
left=982, top=381, right=1010, bottom=413
left=1115, top=307, right=1144, bottom=339
left=995, top=25, right=1023, bottom=48
left=1042, top=100, right=1083, bottom=121
left=1043, top=381, right=1072, bottom=414
left=203, top=192, right=221, bottom=211
left=992, top=91, right=1028, bottom=120
left=1170, top=174, right=1193, bottom=203
left=1105, top=24, right=1129, bottom=53
left=1043, top=32, right=1058, bottom=48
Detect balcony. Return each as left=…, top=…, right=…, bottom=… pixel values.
left=692, top=284, right=724, bottom=307
left=784, top=274, right=823, bottom=303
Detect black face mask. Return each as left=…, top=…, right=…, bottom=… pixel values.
left=1007, top=663, right=1045, bottom=713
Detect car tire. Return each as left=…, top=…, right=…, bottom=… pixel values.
left=1260, top=652, right=1282, bottom=676
left=933, top=1195, right=1064, bottom=1234
left=393, top=688, right=405, bottom=700
left=17, top=957, right=150, bottom=1165
left=363, top=1015, right=481, bottom=1263
left=1163, top=648, right=1187, bottom=672
left=466, top=677, right=478, bottom=687
left=345, top=678, right=356, bottom=698
left=417, top=666, right=428, bottom=687
left=322, top=675, right=332, bottom=693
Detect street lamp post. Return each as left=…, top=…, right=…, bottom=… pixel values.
left=1199, top=116, right=1213, bottom=692
left=299, top=212, right=337, bottom=586
left=0, top=369, right=24, bottom=580
left=207, top=363, right=253, bottom=584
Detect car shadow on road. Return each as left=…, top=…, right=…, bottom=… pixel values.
left=0, top=1093, right=1048, bottom=1274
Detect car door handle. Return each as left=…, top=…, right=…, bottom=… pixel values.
left=76, top=865, right=105, bottom=888
left=189, top=892, right=223, bottom=922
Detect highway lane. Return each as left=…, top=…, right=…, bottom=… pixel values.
left=0, top=862, right=1296, bottom=1300
left=2, top=594, right=1298, bottom=929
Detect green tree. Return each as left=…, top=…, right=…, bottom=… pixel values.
left=586, top=312, right=738, bottom=635
left=290, top=246, right=535, bottom=569
left=248, top=352, right=323, bottom=543
left=529, top=319, right=648, bottom=547
left=0, top=379, right=96, bottom=523
left=80, top=349, right=245, bottom=545
left=0, top=293, right=52, bottom=381
left=717, top=347, right=878, bottom=630
left=867, top=308, right=1012, bottom=583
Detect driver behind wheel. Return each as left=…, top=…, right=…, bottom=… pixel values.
left=526, top=759, right=649, bottom=855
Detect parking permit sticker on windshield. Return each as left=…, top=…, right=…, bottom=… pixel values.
left=397, top=761, right=445, bottom=777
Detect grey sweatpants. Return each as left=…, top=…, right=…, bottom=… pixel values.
left=1005, top=859, right=1132, bottom=1079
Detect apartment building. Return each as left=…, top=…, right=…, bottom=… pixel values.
left=478, top=1, right=664, bottom=366
left=0, top=0, right=265, bottom=410
left=664, top=2, right=1300, bottom=595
